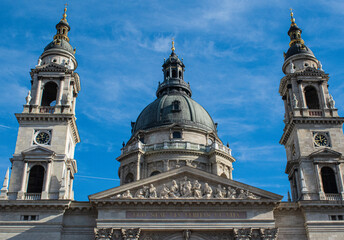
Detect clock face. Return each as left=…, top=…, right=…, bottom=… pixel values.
left=314, top=133, right=328, bottom=147
left=35, top=131, right=50, bottom=145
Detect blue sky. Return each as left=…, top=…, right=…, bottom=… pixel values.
left=1, top=0, right=344, bottom=201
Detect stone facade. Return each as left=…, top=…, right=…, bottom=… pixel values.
left=1, top=8, right=344, bottom=240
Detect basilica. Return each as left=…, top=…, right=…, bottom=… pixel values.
left=0, top=6, right=344, bottom=240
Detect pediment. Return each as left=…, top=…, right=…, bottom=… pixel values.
left=89, top=166, right=282, bottom=201
left=34, top=63, right=68, bottom=72
left=21, top=146, right=55, bottom=157
left=309, top=148, right=342, bottom=159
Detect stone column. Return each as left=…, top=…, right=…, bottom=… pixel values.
left=297, top=80, right=307, bottom=109
left=17, top=161, right=28, bottom=200
left=33, top=78, right=42, bottom=113
left=318, top=82, right=327, bottom=109
left=41, top=161, right=52, bottom=199
left=136, top=155, right=140, bottom=181
left=315, top=164, right=325, bottom=200
left=335, top=165, right=344, bottom=199
left=57, top=79, right=65, bottom=105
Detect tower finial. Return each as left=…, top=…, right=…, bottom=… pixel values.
left=171, top=37, right=175, bottom=52
left=62, top=3, right=68, bottom=21
left=290, top=8, right=296, bottom=26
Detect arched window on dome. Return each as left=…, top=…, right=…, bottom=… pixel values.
left=124, top=173, right=134, bottom=184
left=150, top=171, right=161, bottom=177
left=41, top=81, right=58, bottom=106
left=172, top=100, right=181, bottom=112
left=179, top=70, right=182, bottom=79
left=27, top=165, right=45, bottom=194
left=304, top=86, right=320, bottom=109
left=321, top=167, right=338, bottom=194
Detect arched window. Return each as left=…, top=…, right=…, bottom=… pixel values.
left=41, top=82, right=58, bottom=106
left=172, top=100, right=180, bottom=112
left=304, top=86, right=320, bottom=109
left=172, top=69, right=177, bottom=78
left=27, top=165, right=45, bottom=193
left=124, top=173, right=134, bottom=184
left=165, top=70, right=170, bottom=78
left=178, top=70, right=182, bottom=79
left=150, top=171, right=161, bottom=177
left=173, top=131, right=181, bottom=139
left=321, top=167, right=338, bottom=194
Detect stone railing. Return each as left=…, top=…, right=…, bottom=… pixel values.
left=325, top=193, right=342, bottom=201
left=308, top=109, right=322, bottom=117
left=25, top=193, right=41, bottom=200
left=39, top=106, right=55, bottom=114
left=158, top=78, right=190, bottom=88
left=121, top=141, right=231, bottom=156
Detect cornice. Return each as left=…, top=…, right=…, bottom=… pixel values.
left=90, top=198, right=280, bottom=208
left=0, top=200, right=71, bottom=210
left=280, top=117, right=344, bottom=145
left=15, top=113, right=80, bottom=144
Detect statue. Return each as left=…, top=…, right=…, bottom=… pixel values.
left=329, top=95, right=335, bottom=109
left=143, top=185, right=150, bottom=198
left=227, top=187, right=237, bottom=199
left=25, top=91, right=31, bottom=105
left=122, top=190, right=133, bottom=199
left=290, top=60, right=295, bottom=73
left=193, top=180, right=202, bottom=198
left=179, top=176, right=188, bottom=196
left=134, top=189, right=145, bottom=199
left=160, top=184, right=170, bottom=199
left=318, top=61, right=323, bottom=71
left=203, top=183, right=213, bottom=199
left=149, top=184, right=157, bottom=198
left=292, top=93, right=298, bottom=108
left=215, top=184, right=224, bottom=198
left=37, top=58, right=42, bottom=66
left=237, top=189, right=247, bottom=199
left=182, top=181, right=192, bottom=197
left=169, top=180, right=180, bottom=198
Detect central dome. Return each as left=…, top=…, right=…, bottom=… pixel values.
left=133, top=93, right=216, bottom=133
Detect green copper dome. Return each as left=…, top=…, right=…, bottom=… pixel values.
left=44, top=39, right=74, bottom=54
left=132, top=93, right=216, bottom=134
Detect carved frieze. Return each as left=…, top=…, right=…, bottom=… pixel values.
left=112, top=177, right=261, bottom=200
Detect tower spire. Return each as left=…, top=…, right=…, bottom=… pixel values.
left=290, top=8, right=296, bottom=26
left=53, top=4, right=71, bottom=43
left=287, top=9, right=304, bottom=47
left=171, top=38, right=175, bottom=52
left=61, top=3, right=68, bottom=21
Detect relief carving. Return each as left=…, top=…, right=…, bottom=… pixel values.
left=234, top=228, right=251, bottom=240
left=122, top=228, right=141, bottom=240
left=113, top=177, right=261, bottom=200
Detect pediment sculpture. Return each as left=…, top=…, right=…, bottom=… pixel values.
left=112, top=177, right=261, bottom=200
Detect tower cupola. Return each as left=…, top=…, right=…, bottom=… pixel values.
left=282, top=9, right=319, bottom=74
left=157, top=40, right=191, bottom=97
left=54, top=4, right=71, bottom=42
left=288, top=9, right=304, bottom=48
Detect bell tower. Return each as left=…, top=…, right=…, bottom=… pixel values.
left=279, top=10, right=344, bottom=201
left=0, top=6, right=80, bottom=201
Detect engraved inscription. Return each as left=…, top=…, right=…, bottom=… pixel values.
left=126, top=211, right=246, bottom=219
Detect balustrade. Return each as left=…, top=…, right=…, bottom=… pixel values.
left=24, top=193, right=41, bottom=200
left=39, top=106, right=55, bottom=113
